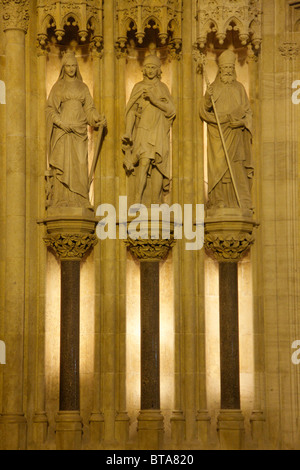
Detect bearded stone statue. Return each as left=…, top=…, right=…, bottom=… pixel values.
left=199, top=49, right=254, bottom=212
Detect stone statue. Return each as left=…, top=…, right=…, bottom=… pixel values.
left=199, top=49, right=254, bottom=212
left=46, top=51, right=106, bottom=210
left=122, top=55, right=176, bottom=204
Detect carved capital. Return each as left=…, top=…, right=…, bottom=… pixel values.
left=205, top=232, right=254, bottom=262
left=279, top=42, right=299, bottom=60
left=2, top=0, right=29, bottom=32
left=168, top=42, right=182, bottom=61
left=115, top=42, right=128, bottom=60
left=125, top=238, right=175, bottom=261
left=41, top=212, right=98, bottom=260
left=204, top=209, right=258, bottom=263
left=44, top=233, right=97, bottom=260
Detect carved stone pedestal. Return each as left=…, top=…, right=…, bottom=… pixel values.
left=55, top=411, right=83, bottom=451
left=217, top=410, right=245, bottom=451
left=0, top=413, right=27, bottom=451
left=205, top=208, right=257, bottom=450
left=137, top=410, right=165, bottom=450
left=43, top=211, right=97, bottom=450
left=250, top=410, right=266, bottom=449
left=170, top=410, right=186, bottom=446
left=196, top=410, right=211, bottom=447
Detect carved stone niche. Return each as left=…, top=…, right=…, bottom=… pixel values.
left=288, top=1, right=300, bottom=32
left=116, top=0, right=182, bottom=55
left=195, top=0, right=262, bottom=51
left=2, top=0, right=30, bottom=32
left=37, top=0, right=103, bottom=53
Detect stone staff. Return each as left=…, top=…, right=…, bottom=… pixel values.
left=89, top=123, right=105, bottom=188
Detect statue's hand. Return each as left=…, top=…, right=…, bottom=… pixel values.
left=143, top=89, right=157, bottom=105
left=207, top=84, right=214, bottom=97
left=95, top=115, right=107, bottom=128
left=122, top=134, right=133, bottom=146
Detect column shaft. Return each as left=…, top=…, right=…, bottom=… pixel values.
left=140, top=261, right=160, bottom=410
left=181, top=0, right=197, bottom=441
left=100, top=0, right=117, bottom=442
left=0, top=26, right=27, bottom=451
left=219, top=262, right=240, bottom=410
left=3, top=29, right=26, bottom=414
left=33, top=50, right=49, bottom=444
left=60, top=260, right=80, bottom=411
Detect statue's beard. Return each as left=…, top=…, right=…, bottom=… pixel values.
left=220, top=73, right=235, bottom=84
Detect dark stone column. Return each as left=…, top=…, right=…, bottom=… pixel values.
left=125, top=237, right=175, bottom=449
left=140, top=261, right=160, bottom=410
left=219, top=262, right=240, bottom=410
left=60, top=260, right=80, bottom=411
left=43, top=220, right=98, bottom=450
left=205, top=213, right=257, bottom=449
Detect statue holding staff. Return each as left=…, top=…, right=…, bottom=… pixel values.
left=199, top=49, right=254, bottom=212
left=46, top=51, right=106, bottom=210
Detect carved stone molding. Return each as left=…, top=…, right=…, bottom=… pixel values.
left=44, top=233, right=97, bottom=260
left=287, top=1, right=300, bottom=32
left=195, top=0, right=262, bottom=51
left=279, top=42, right=299, bottom=60
left=2, top=0, right=30, bottom=32
left=116, top=0, right=182, bottom=52
left=41, top=212, right=98, bottom=260
left=204, top=209, right=258, bottom=263
left=125, top=238, right=175, bottom=261
left=205, top=232, right=254, bottom=262
left=37, top=0, right=103, bottom=53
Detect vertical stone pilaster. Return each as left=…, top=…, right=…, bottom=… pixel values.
left=0, top=0, right=29, bottom=450
left=180, top=0, right=197, bottom=443
left=169, top=51, right=186, bottom=446
left=33, top=43, right=49, bottom=447
left=89, top=44, right=105, bottom=447
left=97, top=0, right=117, bottom=445
left=114, top=50, right=130, bottom=446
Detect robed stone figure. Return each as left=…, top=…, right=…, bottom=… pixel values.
left=199, top=49, right=254, bottom=211
left=122, top=55, right=176, bottom=204
left=46, top=51, right=106, bottom=209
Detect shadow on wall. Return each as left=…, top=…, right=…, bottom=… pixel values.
left=0, top=80, right=5, bottom=104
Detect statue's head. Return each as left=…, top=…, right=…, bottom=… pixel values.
left=59, top=51, right=83, bottom=81
left=143, top=54, right=162, bottom=79
left=218, top=49, right=237, bottom=84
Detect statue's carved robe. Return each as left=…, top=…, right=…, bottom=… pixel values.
left=125, top=77, right=176, bottom=192
left=199, top=75, right=254, bottom=209
left=46, top=78, right=101, bottom=207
